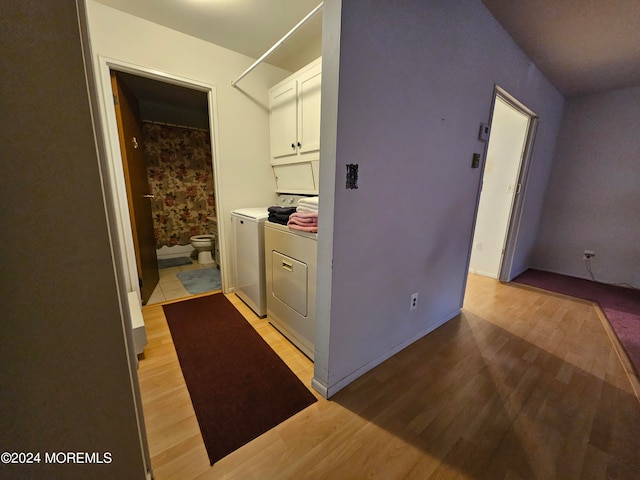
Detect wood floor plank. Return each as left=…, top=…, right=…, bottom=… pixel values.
left=138, top=276, right=640, bottom=479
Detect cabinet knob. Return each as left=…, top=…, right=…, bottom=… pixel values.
left=291, top=143, right=296, bottom=150
left=297, top=142, right=301, bottom=148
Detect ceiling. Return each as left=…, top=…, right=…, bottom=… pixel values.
left=94, top=0, right=323, bottom=74
left=481, top=0, right=640, bottom=97
left=95, top=0, right=640, bottom=98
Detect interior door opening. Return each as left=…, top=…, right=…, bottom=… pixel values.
left=468, top=88, right=539, bottom=283
left=109, top=68, right=221, bottom=305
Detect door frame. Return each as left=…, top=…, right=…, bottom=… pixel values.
left=110, top=71, right=160, bottom=304
left=94, top=56, right=228, bottom=301
left=493, top=87, right=539, bottom=282
left=465, top=85, right=539, bottom=290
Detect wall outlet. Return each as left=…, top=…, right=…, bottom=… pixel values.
left=410, top=292, right=419, bottom=311
left=583, top=250, right=596, bottom=260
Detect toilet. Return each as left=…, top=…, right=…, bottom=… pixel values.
left=190, top=234, right=217, bottom=265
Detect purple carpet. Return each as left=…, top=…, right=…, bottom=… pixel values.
left=513, top=269, right=640, bottom=378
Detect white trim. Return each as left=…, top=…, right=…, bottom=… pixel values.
left=94, top=56, right=230, bottom=296
left=468, top=267, right=498, bottom=279
left=205, top=87, right=230, bottom=292
left=494, top=87, right=539, bottom=283
left=312, top=0, right=340, bottom=401
left=310, top=378, right=328, bottom=399
left=96, top=57, right=138, bottom=299
left=314, top=309, right=460, bottom=398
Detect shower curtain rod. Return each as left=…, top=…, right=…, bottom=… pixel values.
left=144, top=119, right=209, bottom=132
left=231, top=2, right=323, bottom=87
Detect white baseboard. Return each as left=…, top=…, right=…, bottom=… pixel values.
left=469, top=268, right=498, bottom=279
left=311, top=378, right=328, bottom=399
left=318, top=309, right=461, bottom=398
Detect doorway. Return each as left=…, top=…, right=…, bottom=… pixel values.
left=102, top=61, right=226, bottom=305
left=469, top=88, right=538, bottom=282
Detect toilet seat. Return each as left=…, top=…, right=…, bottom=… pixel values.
left=191, top=234, right=215, bottom=244
left=190, top=234, right=217, bottom=265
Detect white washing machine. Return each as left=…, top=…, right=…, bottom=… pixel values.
left=231, top=208, right=269, bottom=317
left=264, top=221, right=317, bottom=360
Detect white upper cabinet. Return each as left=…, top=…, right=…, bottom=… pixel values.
left=269, top=80, right=298, bottom=160
left=297, top=64, right=322, bottom=155
left=269, top=58, right=321, bottom=165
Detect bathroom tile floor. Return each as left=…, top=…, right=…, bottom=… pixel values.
left=147, top=260, right=219, bottom=305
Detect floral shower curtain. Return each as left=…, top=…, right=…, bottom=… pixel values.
left=142, top=122, right=216, bottom=248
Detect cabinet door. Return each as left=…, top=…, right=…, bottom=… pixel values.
left=297, top=64, right=322, bottom=155
left=272, top=162, right=316, bottom=193
left=269, top=80, right=298, bottom=161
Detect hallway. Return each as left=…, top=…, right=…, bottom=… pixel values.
left=138, top=275, right=640, bottom=479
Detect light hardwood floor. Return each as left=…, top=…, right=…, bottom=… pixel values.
left=138, top=274, right=640, bottom=480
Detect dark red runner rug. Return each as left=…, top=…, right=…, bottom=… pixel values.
left=513, top=269, right=640, bottom=377
left=163, top=294, right=317, bottom=464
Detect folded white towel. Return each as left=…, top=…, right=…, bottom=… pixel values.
left=297, top=196, right=318, bottom=213
left=297, top=196, right=319, bottom=207
left=297, top=205, right=318, bottom=213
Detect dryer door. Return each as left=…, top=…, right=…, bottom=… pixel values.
left=271, top=251, right=308, bottom=317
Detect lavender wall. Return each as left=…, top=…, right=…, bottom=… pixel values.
left=314, top=0, right=564, bottom=396
left=533, top=85, right=640, bottom=287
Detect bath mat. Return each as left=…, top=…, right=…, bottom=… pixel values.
left=163, top=294, right=317, bottom=464
left=157, top=256, right=192, bottom=269
left=177, top=267, right=221, bottom=294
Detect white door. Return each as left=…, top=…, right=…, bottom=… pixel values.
left=470, top=95, right=531, bottom=278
